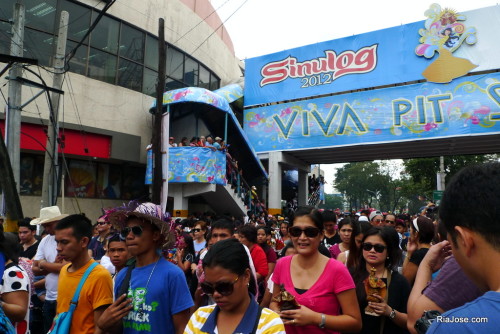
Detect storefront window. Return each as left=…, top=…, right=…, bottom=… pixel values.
left=143, top=68, right=157, bottom=96
left=20, top=154, right=44, bottom=196
left=117, top=57, right=142, bottom=91
left=120, top=24, right=144, bottom=63
left=66, top=40, right=87, bottom=75
left=0, top=21, right=10, bottom=55
left=199, top=65, right=210, bottom=89
left=24, top=28, right=55, bottom=67
left=24, top=0, right=57, bottom=33
left=60, top=0, right=91, bottom=43
left=144, top=35, right=159, bottom=70
left=166, top=46, right=183, bottom=80
left=88, top=47, right=117, bottom=84
left=90, top=13, right=119, bottom=54
left=97, top=164, right=122, bottom=199
left=66, top=160, right=96, bottom=198
left=122, top=166, right=148, bottom=200
left=184, top=56, right=198, bottom=86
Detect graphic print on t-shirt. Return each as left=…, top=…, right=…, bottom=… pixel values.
left=124, top=287, right=159, bottom=332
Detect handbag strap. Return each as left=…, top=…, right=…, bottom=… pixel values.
left=379, top=269, right=392, bottom=334
left=251, top=306, right=263, bottom=334
left=68, top=262, right=99, bottom=312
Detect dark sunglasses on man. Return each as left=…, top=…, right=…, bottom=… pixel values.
left=120, top=226, right=143, bottom=239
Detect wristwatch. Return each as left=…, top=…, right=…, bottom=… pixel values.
left=389, top=308, right=396, bottom=319
left=319, top=313, right=326, bottom=328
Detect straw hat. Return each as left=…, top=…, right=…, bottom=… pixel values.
left=108, top=202, right=174, bottom=247
left=30, top=206, right=68, bottom=225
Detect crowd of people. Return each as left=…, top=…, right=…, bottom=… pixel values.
left=169, top=135, right=227, bottom=151
left=0, top=162, right=498, bottom=333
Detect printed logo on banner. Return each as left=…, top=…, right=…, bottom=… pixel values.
left=260, top=44, right=378, bottom=88
left=415, top=4, right=477, bottom=83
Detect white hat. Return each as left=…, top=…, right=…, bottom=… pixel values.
left=215, top=137, right=222, bottom=141
left=358, top=216, right=369, bottom=222
left=30, top=206, right=68, bottom=225
left=369, top=210, right=383, bottom=221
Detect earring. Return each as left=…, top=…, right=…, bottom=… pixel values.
left=247, top=283, right=250, bottom=287
left=387, top=256, right=390, bottom=260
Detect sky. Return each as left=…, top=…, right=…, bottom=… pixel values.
left=210, top=0, right=498, bottom=192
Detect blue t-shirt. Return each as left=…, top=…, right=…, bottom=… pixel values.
left=114, top=257, right=193, bottom=333
left=427, top=291, right=500, bottom=333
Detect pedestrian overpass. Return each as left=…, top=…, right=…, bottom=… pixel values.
left=243, top=4, right=500, bottom=214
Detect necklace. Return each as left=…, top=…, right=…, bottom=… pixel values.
left=135, top=256, right=160, bottom=318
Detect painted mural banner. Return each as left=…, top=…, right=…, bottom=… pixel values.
left=168, top=147, right=226, bottom=185
left=244, top=72, right=500, bottom=153
left=244, top=5, right=500, bottom=106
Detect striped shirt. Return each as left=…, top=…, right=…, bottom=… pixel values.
left=184, top=303, right=285, bottom=334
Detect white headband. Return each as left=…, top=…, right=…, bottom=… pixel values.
left=412, top=218, right=420, bottom=232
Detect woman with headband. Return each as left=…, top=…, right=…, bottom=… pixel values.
left=402, top=216, right=435, bottom=285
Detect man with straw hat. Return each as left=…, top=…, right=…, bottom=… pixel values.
left=97, top=202, right=193, bottom=334
left=31, top=206, right=68, bottom=333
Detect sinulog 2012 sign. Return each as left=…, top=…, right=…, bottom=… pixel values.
left=243, top=4, right=500, bottom=153
left=244, top=4, right=500, bottom=107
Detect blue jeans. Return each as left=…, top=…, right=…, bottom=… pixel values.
left=43, top=299, right=57, bottom=333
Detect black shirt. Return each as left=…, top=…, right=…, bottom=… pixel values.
left=322, top=233, right=342, bottom=249
left=20, top=240, right=39, bottom=259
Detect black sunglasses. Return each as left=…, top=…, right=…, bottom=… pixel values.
left=200, top=276, right=239, bottom=296
left=288, top=226, right=320, bottom=238
left=191, top=228, right=201, bottom=233
left=120, top=226, right=143, bottom=238
left=362, top=242, right=387, bottom=253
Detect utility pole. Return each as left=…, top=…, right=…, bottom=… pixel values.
left=5, top=2, right=24, bottom=193
left=152, top=18, right=166, bottom=205
left=41, top=11, right=69, bottom=208
left=437, top=156, right=446, bottom=191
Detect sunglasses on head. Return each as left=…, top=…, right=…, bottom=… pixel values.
left=362, top=242, right=387, bottom=253
left=200, top=276, right=239, bottom=296
left=288, top=226, right=320, bottom=238
left=120, top=226, right=143, bottom=238
left=191, top=228, right=201, bottom=233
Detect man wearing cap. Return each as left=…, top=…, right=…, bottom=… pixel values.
left=97, top=202, right=193, bottom=334
left=369, top=210, right=384, bottom=226
left=213, top=137, right=222, bottom=150
left=31, top=206, right=69, bottom=333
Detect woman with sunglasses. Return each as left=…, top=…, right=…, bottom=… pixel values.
left=191, top=221, right=208, bottom=257
left=185, top=238, right=285, bottom=334
left=402, top=216, right=435, bottom=285
left=351, top=227, right=410, bottom=334
left=270, top=206, right=361, bottom=333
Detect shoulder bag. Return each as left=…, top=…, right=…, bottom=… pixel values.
left=48, top=262, right=99, bottom=334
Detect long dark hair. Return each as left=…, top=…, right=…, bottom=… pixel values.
left=256, top=226, right=271, bottom=252
left=202, top=238, right=257, bottom=296
left=351, top=227, right=402, bottom=286
left=346, top=220, right=372, bottom=270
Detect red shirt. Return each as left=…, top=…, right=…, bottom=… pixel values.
left=250, top=244, right=269, bottom=278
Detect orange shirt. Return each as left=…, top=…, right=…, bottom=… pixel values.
left=57, top=259, right=113, bottom=334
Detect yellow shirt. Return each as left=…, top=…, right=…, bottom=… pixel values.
left=57, top=259, right=113, bottom=334
left=184, top=304, right=285, bottom=334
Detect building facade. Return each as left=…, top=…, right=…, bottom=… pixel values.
left=0, top=0, right=243, bottom=220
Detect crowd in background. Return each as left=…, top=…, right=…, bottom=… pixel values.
left=0, top=162, right=499, bottom=333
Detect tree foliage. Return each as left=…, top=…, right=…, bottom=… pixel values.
left=332, top=155, right=496, bottom=213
